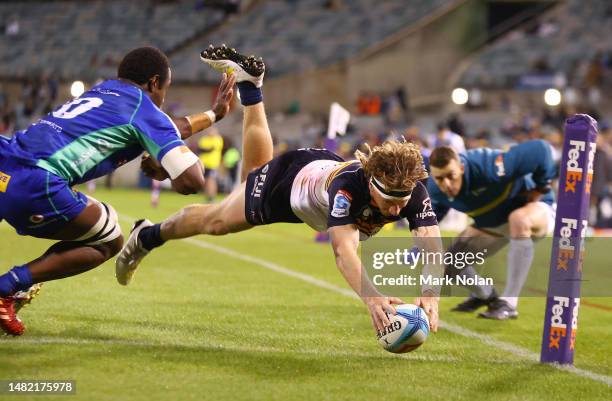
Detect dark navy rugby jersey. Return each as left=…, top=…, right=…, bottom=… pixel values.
left=325, top=161, right=438, bottom=238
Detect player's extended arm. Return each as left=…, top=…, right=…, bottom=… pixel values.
left=140, top=151, right=204, bottom=195
left=171, top=162, right=205, bottom=195
left=328, top=224, right=403, bottom=332
left=411, top=224, right=442, bottom=332
left=172, top=73, right=236, bottom=140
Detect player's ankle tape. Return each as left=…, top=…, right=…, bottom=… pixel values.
left=237, top=82, right=262, bottom=106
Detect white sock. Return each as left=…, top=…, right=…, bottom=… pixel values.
left=501, top=238, right=534, bottom=309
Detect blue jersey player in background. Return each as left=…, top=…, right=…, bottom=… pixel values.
left=427, top=140, right=557, bottom=320
left=0, top=47, right=235, bottom=335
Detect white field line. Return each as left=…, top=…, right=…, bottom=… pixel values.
left=121, top=215, right=612, bottom=386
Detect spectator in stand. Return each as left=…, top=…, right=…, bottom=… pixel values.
left=434, top=121, right=465, bottom=153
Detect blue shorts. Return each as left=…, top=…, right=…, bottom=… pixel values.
left=0, top=156, right=88, bottom=238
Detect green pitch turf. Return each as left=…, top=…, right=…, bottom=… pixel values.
left=1, top=188, right=610, bottom=401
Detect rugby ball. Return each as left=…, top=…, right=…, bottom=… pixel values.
left=377, top=304, right=430, bottom=353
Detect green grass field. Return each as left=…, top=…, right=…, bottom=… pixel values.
left=1, top=188, right=611, bottom=401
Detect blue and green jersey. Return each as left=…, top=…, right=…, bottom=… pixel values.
left=1, top=79, right=185, bottom=185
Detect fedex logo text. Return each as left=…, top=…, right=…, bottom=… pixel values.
left=570, top=298, right=580, bottom=350
left=586, top=143, right=596, bottom=194
left=548, top=296, right=569, bottom=349
left=564, top=140, right=585, bottom=193
left=557, top=218, right=577, bottom=271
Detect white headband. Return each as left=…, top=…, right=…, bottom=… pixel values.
left=370, top=177, right=413, bottom=201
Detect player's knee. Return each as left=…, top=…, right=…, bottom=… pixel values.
left=509, top=209, right=531, bottom=237
left=93, top=235, right=124, bottom=260
left=204, top=217, right=230, bottom=235
left=77, top=201, right=124, bottom=257
left=106, top=235, right=124, bottom=257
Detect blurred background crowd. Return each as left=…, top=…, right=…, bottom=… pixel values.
left=1, top=0, right=610, bottom=229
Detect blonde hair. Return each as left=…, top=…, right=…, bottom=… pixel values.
left=355, top=140, right=428, bottom=191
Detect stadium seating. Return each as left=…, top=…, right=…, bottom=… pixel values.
left=0, top=0, right=452, bottom=82
left=0, top=0, right=225, bottom=80
left=459, top=0, right=612, bottom=88
left=170, top=0, right=450, bottom=82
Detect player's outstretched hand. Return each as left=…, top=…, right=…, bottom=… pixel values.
left=414, top=293, right=439, bottom=333
left=364, top=296, right=403, bottom=333
left=211, top=73, right=236, bottom=122
left=140, top=152, right=169, bottom=181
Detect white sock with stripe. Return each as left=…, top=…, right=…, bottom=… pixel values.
left=501, top=238, right=534, bottom=309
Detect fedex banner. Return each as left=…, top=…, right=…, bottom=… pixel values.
left=540, top=114, right=597, bottom=364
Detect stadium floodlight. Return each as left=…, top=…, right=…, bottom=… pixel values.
left=544, top=88, right=561, bottom=106
left=70, top=81, right=85, bottom=98
left=451, top=88, right=469, bottom=105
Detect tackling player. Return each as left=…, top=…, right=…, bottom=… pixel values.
left=427, top=141, right=556, bottom=319
left=116, top=46, right=442, bottom=333
left=0, top=46, right=235, bottom=335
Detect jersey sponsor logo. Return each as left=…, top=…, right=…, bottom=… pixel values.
left=417, top=197, right=436, bottom=220
left=96, top=139, right=113, bottom=152
left=252, top=164, right=269, bottom=198
left=0, top=171, right=11, bottom=192
left=37, top=119, right=63, bottom=133
left=495, top=154, right=505, bottom=177
left=73, top=147, right=99, bottom=168
left=331, top=190, right=352, bottom=218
